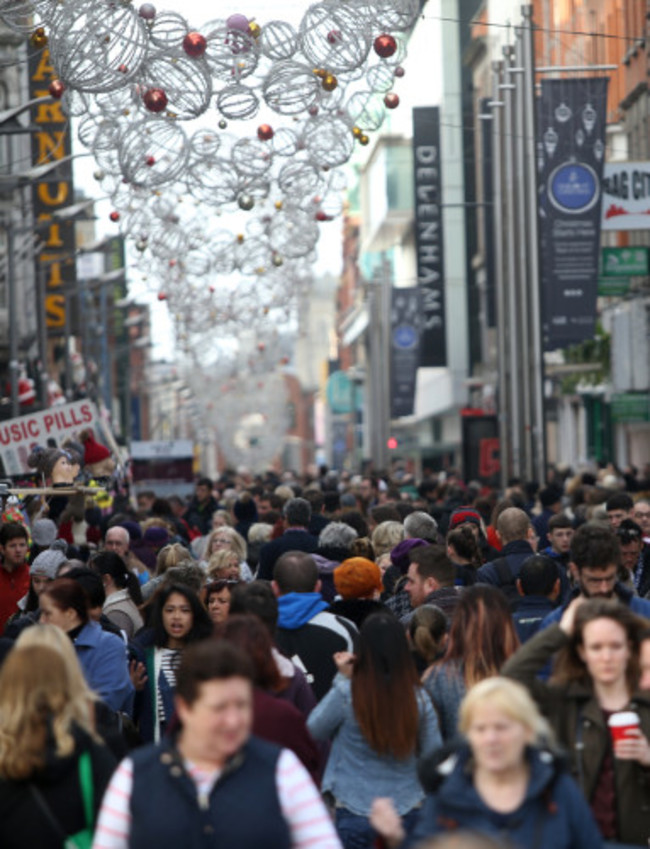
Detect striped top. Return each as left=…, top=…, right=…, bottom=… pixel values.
left=92, top=747, right=342, bottom=849
left=155, top=647, right=180, bottom=733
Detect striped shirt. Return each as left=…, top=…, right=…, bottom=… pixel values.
left=92, top=747, right=342, bottom=849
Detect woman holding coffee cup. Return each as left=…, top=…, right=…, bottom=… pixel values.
left=503, top=597, right=650, bottom=846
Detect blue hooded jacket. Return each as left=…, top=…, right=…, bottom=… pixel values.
left=277, top=592, right=328, bottom=630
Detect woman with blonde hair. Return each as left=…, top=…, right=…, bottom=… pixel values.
left=155, top=543, right=189, bottom=577
left=371, top=521, right=405, bottom=560
left=0, top=643, right=116, bottom=848
left=372, top=677, right=602, bottom=849
left=202, top=525, right=253, bottom=580
left=15, top=624, right=130, bottom=758
left=211, top=509, right=233, bottom=530
left=207, top=548, right=241, bottom=582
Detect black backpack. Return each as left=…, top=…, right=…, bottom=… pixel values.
left=492, top=556, right=521, bottom=609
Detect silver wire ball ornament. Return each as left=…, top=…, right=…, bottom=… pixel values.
left=118, top=119, right=189, bottom=188
left=48, top=2, right=149, bottom=93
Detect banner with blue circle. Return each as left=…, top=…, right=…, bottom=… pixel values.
left=537, top=77, right=609, bottom=350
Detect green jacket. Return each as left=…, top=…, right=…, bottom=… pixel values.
left=502, top=624, right=650, bottom=846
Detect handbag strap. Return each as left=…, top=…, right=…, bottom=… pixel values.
left=78, top=750, right=94, bottom=829
left=29, top=750, right=94, bottom=839
left=29, top=783, right=67, bottom=840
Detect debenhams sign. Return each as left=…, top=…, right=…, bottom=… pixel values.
left=412, top=106, right=446, bottom=368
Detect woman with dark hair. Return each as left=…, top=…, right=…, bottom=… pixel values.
left=40, top=578, right=134, bottom=714
left=132, top=583, right=213, bottom=743
left=307, top=612, right=440, bottom=848
left=423, top=585, right=519, bottom=741
left=93, top=641, right=342, bottom=849
left=503, top=597, right=650, bottom=846
left=446, top=525, right=482, bottom=585
left=408, top=604, right=448, bottom=674
left=218, top=614, right=321, bottom=783
left=205, top=578, right=243, bottom=625
left=92, top=551, right=144, bottom=638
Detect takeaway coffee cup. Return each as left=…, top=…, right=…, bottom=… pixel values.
left=608, top=711, right=640, bottom=745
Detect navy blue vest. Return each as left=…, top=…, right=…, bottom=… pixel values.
left=129, top=736, right=292, bottom=849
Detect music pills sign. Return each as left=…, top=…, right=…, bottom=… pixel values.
left=537, top=78, right=608, bottom=350
left=0, top=401, right=99, bottom=476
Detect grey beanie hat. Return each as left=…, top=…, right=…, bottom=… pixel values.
left=30, top=540, right=68, bottom=580
left=31, top=518, right=58, bottom=548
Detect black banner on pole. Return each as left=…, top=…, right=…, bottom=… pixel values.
left=412, top=107, right=446, bottom=366
left=537, top=78, right=608, bottom=350
left=390, top=288, right=421, bottom=419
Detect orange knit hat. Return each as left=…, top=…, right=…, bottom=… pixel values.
left=334, top=557, right=383, bottom=600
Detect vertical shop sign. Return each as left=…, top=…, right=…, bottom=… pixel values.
left=413, top=106, right=446, bottom=366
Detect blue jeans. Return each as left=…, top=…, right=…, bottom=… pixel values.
left=335, top=806, right=420, bottom=849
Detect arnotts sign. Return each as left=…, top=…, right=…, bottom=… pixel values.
left=0, top=400, right=99, bottom=477
left=29, top=48, right=77, bottom=331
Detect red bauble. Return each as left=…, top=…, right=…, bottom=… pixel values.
left=143, top=87, right=168, bottom=112
left=327, top=29, right=342, bottom=44
left=183, top=31, right=207, bottom=58
left=157, top=292, right=167, bottom=301
left=315, top=210, right=332, bottom=222
left=257, top=123, right=274, bottom=141
left=374, top=34, right=397, bottom=58
left=118, top=63, right=128, bottom=74
left=257, top=342, right=265, bottom=352
left=384, top=92, right=400, bottom=109
left=48, top=80, right=65, bottom=99
left=394, top=66, right=405, bottom=78
left=109, top=211, right=120, bottom=222
left=145, top=155, right=155, bottom=166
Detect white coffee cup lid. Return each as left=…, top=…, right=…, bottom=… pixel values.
left=608, top=711, right=640, bottom=727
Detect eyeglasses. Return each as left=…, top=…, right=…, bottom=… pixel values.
left=206, top=578, right=240, bottom=591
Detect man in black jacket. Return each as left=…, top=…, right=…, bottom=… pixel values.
left=183, top=477, right=219, bottom=537
left=257, top=498, right=319, bottom=581
left=273, top=551, right=357, bottom=700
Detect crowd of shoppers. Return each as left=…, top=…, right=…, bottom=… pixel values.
left=0, top=458, right=648, bottom=847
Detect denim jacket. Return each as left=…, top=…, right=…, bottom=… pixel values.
left=307, top=674, right=441, bottom=816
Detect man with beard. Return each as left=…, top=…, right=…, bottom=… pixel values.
left=539, top=522, right=650, bottom=630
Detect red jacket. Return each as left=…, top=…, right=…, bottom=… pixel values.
left=0, top=562, right=30, bottom=633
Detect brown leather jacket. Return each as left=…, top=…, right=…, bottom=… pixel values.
left=503, top=623, right=650, bottom=846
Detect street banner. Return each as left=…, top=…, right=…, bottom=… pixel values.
left=601, top=161, right=650, bottom=230
left=412, top=107, right=446, bottom=366
left=390, top=288, right=421, bottom=418
left=0, top=400, right=99, bottom=476
left=537, top=77, right=609, bottom=350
